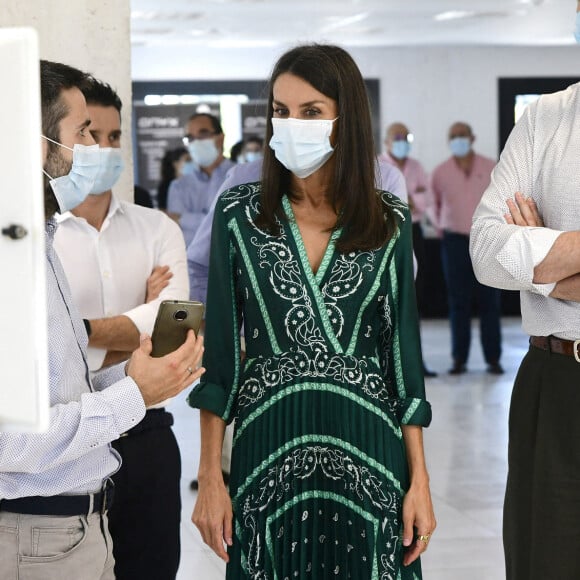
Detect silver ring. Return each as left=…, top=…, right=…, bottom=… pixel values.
left=187, top=366, right=193, bottom=375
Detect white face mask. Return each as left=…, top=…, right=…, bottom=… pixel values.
left=42, top=136, right=102, bottom=212
left=269, top=117, right=337, bottom=178
left=187, top=138, right=220, bottom=168
left=90, top=148, right=124, bottom=195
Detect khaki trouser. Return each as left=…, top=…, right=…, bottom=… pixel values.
left=0, top=511, right=115, bottom=580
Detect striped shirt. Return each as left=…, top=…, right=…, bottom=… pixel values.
left=0, top=219, right=145, bottom=499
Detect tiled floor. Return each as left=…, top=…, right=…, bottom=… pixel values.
left=168, top=317, right=527, bottom=579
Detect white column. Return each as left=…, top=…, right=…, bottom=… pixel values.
left=1, top=0, right=134, bottom=201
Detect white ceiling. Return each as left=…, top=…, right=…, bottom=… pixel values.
left=130, top=0, right=578, bottom=48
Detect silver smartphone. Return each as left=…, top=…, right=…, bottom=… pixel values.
left=151, top=300, right=204, bottom=358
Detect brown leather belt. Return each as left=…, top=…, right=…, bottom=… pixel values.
left=530, top=336, right=580, bottom=361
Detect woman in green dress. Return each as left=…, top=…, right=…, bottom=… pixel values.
left=190, top=44, right=436, bottom=579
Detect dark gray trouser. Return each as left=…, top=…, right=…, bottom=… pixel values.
left=504, top=344, right=580, bottom=579
left=0, top=511, right=115, bottom=580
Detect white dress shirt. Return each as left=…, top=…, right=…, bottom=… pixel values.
left=54, top=196, right=190, bottom=371
left=470, top=82, right=580, bottom=340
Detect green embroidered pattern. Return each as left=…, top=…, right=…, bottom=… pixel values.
left=229, top=220, right=281, bottom=355
left=264, top=491, right=380, bottom=580
left=402, top=398, right=422, bottom=425
left=233, top=382, right=402, bottom=446
left=346, top=234, right=398, bottom=356
left=223, top=241, right=242, bottom=420
left=389, top=258, right=406, bottom=399
left=233, top=434, right=404, bottom=501
left=282, top=196, right=344, bottom=354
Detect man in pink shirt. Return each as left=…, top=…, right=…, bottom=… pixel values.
left=380, top=122, right=437, bottom=377
left=432, top=122, right=503, bottom=375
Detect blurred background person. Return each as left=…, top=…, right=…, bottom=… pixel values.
left=432, top=122, right=503, bottom=375
left=238, top=135, right=264, bottom=163
left=157, top=146, right=191, bottom=214
left=168, top=113, right=234, bottom=245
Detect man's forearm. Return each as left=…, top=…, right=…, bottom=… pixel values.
left=549, top=273, right=580, bottom=302
left=88, top=315, right=140, bottom=351
left=534, top=231, right=580, bottom=284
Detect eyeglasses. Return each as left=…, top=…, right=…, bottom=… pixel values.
left=391, top=133, right=414, bottom=144
left=182, top=130, right=217, bottom=146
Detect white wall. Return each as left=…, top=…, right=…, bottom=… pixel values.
left=132, top=44, right=579, bottom=172
left=1, top=0, right=134, bottom=200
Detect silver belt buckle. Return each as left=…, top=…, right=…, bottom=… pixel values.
left=574, top=340, right=580, bottom=363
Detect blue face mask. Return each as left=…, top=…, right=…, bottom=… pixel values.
left=187, top=138, right=219, bottom=168
left=90, top=148, right=124, bottom=195
left=391, top=141, right=411, bottom=160
left=449, top=137, right=472, bottom=158
left=575, top=11, right=580, bottom=43
left=243, top=151, right=263, bottom=164
left=42, top=136, right=102, bottom=212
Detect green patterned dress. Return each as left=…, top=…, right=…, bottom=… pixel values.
left=188, top=183, right=432, bottom=580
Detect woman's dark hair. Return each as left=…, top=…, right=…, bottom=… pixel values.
left=258, top=44, right=396, bottom=252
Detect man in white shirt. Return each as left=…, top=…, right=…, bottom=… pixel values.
left=54, top=77, right=189, bottom=580
left=470, top=78, right=580, bottom=579
left=167, top=113, right=235, bottom=246
left=0, top=60, right=203, bottom=580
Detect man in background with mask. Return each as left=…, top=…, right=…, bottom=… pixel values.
left=471, top=7, right=580, bottom=576
left=167, top=113, right=234, bottom=245
left=380, top=121, right=437, bottom=377
left=53, top=77, right=189, bottom=580
left=0, top=60, right=204, bottom=580
left=431, top=121, right=502, bottom=375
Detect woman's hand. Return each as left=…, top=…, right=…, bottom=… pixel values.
left=401, top=478, right=437, bottom=566
left=505, top=191, right=544, bottom=227
left=192, top=474, right=233, bottom=563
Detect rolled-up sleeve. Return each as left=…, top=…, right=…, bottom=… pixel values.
left=470, top=100, right=563, bottom=294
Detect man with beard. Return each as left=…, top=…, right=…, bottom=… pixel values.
left=0, top=60, right=205, bottom=580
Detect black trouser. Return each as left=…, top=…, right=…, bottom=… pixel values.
left=504, top=345, right=580, bottom=579
left=412, top=221, right=427, bottom=310
left=108, top=410, right=181, bottom=580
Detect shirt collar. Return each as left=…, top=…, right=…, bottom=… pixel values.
left=55, top=194, right=124, bottom=225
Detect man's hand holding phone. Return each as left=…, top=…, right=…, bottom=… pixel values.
left=126, top=330, right=204, bottom=407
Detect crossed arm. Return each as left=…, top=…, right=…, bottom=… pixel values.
left=505, top=193, right=580, bottom=301
left=88, top=265, right=173, bottom=366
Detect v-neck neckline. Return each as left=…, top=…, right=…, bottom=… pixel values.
left=282, top=195, right=342, bottom=285
left=282, top=195, right=345, bottom=354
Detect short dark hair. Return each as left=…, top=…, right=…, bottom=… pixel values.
left=188, top=113, right=223, bottom=135
left=40, top=60, right=90, bottom=144
left=83, top=76, right=122, bottom=113
left=257, top=44, right=395, bottom=253
left=245, top=135, right=264, bottom=148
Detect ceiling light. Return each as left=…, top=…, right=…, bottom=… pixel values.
left=322, top=12, right=369, bottom=32
left=434, top=11, right=476, bottom=22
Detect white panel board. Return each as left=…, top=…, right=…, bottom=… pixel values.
left=0, top=28, right=49, bottom=432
